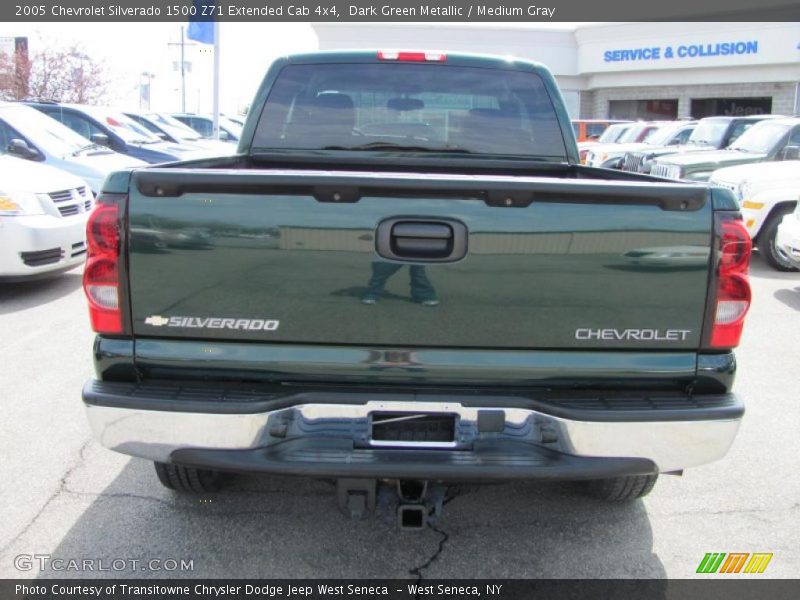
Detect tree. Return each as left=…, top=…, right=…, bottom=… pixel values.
left=0, top=50, right=30, bottom=100
left=0, top=43, right=109, bottom=104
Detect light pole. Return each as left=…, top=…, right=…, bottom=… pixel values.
left=139, top=72, right=155, bottom=110
left=168, top=27, right=196, bottom=113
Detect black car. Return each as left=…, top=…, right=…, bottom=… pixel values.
left=26, top=102, right=202, bottom=164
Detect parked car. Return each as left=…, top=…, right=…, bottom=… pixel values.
left=224, top=115, right=246, bottom=127
left=571, top=119, right=630, bottom=142
left=171, top=113, right=242, bottom=143
left=610, top=121, right=662, bottom=144
left=578, top=122, right=633, bottom=163
left=621, top=115, right=781, bottom=174
left=0, top=155, right=91, bottom=280
left=650, top=117, right=800, bottom=181
left=83, top=51, right=750, bottom=519
left=124, top=111, right=234, bottom=155
left=584, top=120, right=696, bottom=168
left=776, top=201, right=800, bottom=269
left=26, top=102, right=211, bottom=164
left=0, top=103, right=145, bottom=194
left=710, top=161, right=800, bottom=271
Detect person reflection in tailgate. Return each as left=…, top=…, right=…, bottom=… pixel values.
left=361, top=261, right=439, bottom=306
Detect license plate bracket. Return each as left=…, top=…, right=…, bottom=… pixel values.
left=369, top=412, right=457, bottom=446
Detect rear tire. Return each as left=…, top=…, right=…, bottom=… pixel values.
left=154, top=462, right=223, bottom=493
left=583, top=474, right=658, bottom=501
left=760, top=205, right=798, bottom=272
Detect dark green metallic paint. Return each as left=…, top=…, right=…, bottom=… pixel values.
left=100, top=51, right=733, bottom=393
left=134, top=339, right=698, bottom=388
left=696, top=352, right=737, bottom=393
left=94, top=333, right=736, bottom=393
left=100, top=169, right=134, bottom=195
left=711, top=187, right=740, bottom=211
left=93, top=337, right=137, bottom=381
left=127, top=184, right=712, bottom=350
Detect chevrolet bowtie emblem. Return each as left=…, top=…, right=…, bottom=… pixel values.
left=144, top=315, right=170, bottom=326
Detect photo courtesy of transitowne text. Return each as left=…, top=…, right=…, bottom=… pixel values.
left=0, top=1, right=799, bottom=599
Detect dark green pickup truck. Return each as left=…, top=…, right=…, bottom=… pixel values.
left=81, top=51, right=751, bottom=523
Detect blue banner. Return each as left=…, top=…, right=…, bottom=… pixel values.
left=187, top=0, right=216, bottom=44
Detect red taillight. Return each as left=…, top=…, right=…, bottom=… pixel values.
left=86, top=203, right=120, bottom=255
left=83, top=200, right=123, bottom=334
left=719, top=220, right=752, bottom=275
left=377, top=51, right=446, bottom=62
left=710, top=218, right=751, bottom=348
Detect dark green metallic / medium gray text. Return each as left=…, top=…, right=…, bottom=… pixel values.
left=347, top=5, right=556, bottom=18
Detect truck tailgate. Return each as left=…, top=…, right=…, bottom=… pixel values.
left=127, top=168, right=712, bottom=351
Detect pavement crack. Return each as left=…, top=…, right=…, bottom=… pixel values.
left=60, top=488, right=280, bottom=517
left=0, top=440, right=91, bottom=555
left=656, top=504, right=800, bottom=519
left=407, top=489, right=470, bottom=583
left=62, top=488, right=179, bottom=508
left=408, top=524, right=449, bottom=583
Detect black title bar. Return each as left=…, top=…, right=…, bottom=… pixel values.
left=4, top=579, right=800, bottom=600
left=5, top=0, right=800, bottom=22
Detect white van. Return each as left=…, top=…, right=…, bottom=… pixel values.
left=0, top=155, right=92, bottom=280
left=0, top=102, right=146, bottom=194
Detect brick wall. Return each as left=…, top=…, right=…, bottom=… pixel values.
left=579, top=82, right=796, bottom=118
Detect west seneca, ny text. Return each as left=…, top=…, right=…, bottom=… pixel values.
left=16, top=583, right=505, bottom=597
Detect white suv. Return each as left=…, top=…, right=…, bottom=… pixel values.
left=777, top=202, right=800, bottom=269
left=710, top=161, right=800, bottom=271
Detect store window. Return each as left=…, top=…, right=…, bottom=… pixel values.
left=691, top=97, right=772, bottom=119
left=608, top=99, right=678, bottom=120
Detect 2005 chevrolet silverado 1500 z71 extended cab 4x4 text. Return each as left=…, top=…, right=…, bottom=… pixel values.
left=81, top=51, right=750, bottom=523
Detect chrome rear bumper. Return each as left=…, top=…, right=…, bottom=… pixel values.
left=84, top=381, right=743, bottom=476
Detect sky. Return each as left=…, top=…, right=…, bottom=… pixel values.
left=0, top=22, right=320, bottom=115
left=0, top=22, right=590, bottom=116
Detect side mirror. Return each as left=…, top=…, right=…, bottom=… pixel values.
left=7, top=138, right=38, bottom=159
left=780, top=145, right=800, bottom=161
left=156, top=132, right=169, bottom=141
left=218, top=130, right=231, bottom=141
left=90, top=133, right=111, bottom=147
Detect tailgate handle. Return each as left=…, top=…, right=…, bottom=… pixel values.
left=376, top=218, right=467, bottom=263
left=393, top=223, right=451, bottom=239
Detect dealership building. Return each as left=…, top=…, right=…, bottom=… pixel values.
left=313, top=22, right=800, bottom=119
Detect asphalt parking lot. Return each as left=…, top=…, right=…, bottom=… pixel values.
left=0, top=254, right=798, bottom=580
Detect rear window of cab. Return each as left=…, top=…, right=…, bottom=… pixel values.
left=252, top=62, right=568, bottom=160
